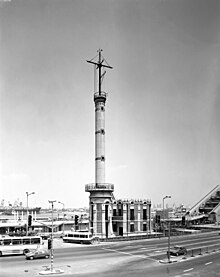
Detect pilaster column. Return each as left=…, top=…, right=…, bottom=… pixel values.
left=137, top=204, right=141, bottom=232
left=148, top=204, right=151, bottom=232
left=93, top=204, right=97, bottom=236
left=102, top=204, right=106, bottom=238
left=123, top=204, right=127, bottom=236
left=108, top=205, right=113, bottom=237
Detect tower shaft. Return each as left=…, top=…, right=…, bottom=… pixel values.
left=94, top=94, right=106, bottom=184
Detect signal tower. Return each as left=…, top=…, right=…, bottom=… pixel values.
left=85, top=49, right=114, bottom=238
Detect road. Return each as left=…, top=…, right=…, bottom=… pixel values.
left=1, top=231, right=220, bottom=276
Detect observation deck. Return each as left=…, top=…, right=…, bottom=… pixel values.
left=94, top=91, right=107, bottom=104
left=85, top=183, right=114, bottom=193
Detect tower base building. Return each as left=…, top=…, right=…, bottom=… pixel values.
left=84, top=189, right=152, bottom=238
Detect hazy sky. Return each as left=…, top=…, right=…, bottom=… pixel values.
left=1, top=0, right=220, bottom=209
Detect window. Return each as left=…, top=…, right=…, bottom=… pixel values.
left=130, top=224, right=134, bottom=232
left=130, top=209, right=134, bottom=220
left=113, top=209, right=116, bottom=216
left=118, top=208, right=122, bottom=216
left=23, top=238, right=30, bottom=245
left=143, top=209, right=147, bottom=220
left=113, top=224, right=117, bottom=232
left=101, top=156, right=105, bottom=161
left=3, top=239, right=11, bottom=245
left=143, top=223, right=147, bottom=231
left=12, top=239, right=21, bottom=245
left=31, top=238, right=40, bottom=244
left=91, top=204, right=94, bottom=222
left=105, top=205, right=108, bottom=220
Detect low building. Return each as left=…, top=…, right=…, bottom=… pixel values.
left=85, top=184, right=152, bottom=238
left=111, top=199, right=151, bottom=237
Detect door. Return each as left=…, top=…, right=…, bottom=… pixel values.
left=119, top=227, right=123, bottom=236
left=105, top=222, right=108, bottom=238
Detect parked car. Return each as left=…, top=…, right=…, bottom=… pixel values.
left=168, top=246, right=187, bottom=256
left=25, top=249, right=50, bottom=260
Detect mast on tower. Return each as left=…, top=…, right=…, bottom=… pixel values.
left=87, top=49, right=113, bottom=95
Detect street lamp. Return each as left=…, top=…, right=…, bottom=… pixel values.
left=163, top=195, right=171, bottom=236
left=26, top=192, right=35, bottom=236
left=58, top=201, right=65, bottom=235
left=48, top=200, right=56, bottom=273
left=162, top=195, right=172, bottom=263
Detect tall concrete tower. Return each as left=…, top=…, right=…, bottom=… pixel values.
left=85, top=49, right=114, bottom=238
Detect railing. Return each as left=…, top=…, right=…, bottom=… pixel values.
left=85, top=183, right=114, bottom=192
left=94, top=91, right=107, bottom=99
left=112, top=216, right=123, bottom=221
left=182, top=244, right=220, bottom=259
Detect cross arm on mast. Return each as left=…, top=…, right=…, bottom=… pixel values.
left=86, top=60, right=113, bottom=69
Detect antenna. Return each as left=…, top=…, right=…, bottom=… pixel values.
left=87, top=49, right=113, bottom=95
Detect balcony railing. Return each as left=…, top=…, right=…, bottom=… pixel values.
left=94, top=91, right=107, bottom=98
left=112, top=216, right=123, bottom=221
left=85, top=183, right=114, bottom=192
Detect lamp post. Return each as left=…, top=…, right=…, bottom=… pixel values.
left=163, top=195, right=171, bottom=263
left=48, top=200, right=56, bottom=273
left=163, top=195, right=171, bottom=237
left=40, top=200, right=64, bottom=275
left=26, top=192, right=35, bottom=236
left=168, top=208, right=172, bottom=263
left=58, top=201, right=65, bottom=235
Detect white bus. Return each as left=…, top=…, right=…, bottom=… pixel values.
left=0, top=236, right=43, bottom=256
left=63, top=231, right=100, bottom=245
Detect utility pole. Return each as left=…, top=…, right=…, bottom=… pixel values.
left=48, top=200, right=56, bottom=273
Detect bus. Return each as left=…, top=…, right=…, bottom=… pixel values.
left=0, top=236, right=43, bottom=256
left=63, top=231, right=100, bottom=245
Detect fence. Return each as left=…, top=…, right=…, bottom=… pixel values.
left=182, top=244, right=220, bottom=259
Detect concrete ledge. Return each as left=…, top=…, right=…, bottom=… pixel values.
left=39, top=268, right=64, bottom=275
left=159, top=259, right=177, bottom=264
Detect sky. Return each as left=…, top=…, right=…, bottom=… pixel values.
left=0, top=0, right=220, bottom=210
